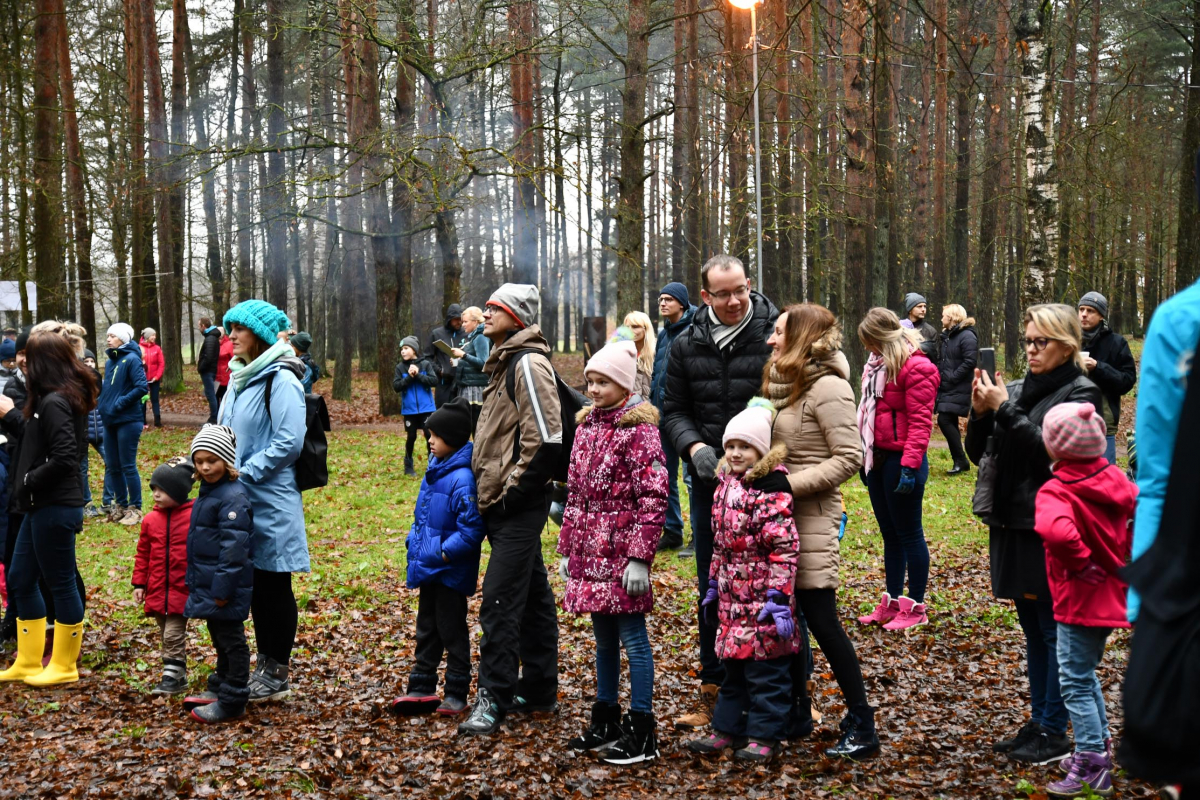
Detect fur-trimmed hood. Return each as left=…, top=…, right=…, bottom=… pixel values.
left=717, top=443, right=789, bottom=482
left=575, top=396, right=659, bottom=428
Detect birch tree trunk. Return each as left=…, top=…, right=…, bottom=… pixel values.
left=1016, top=0, right=1057, bottom=302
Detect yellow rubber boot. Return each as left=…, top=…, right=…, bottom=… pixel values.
left=0, top=618, right=48, bottom=682
left=25, top=621, right=83, bottom=686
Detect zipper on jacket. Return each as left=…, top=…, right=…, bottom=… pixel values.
left=163, top=508, right=171, bottom=613
left=891, top=410, right=898, bottom=440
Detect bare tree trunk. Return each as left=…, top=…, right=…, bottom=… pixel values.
left=931, top=0, right=948, bottom=307
left=976, top=0, right=1009, bottom=346
left=872, top=0, right=894, bottom=309
left=1016, top=0, right=1057, bottom=301
left=912, top=16, right=932, bottom=289
left=683, top=0, right=702, bottom=298
left=1175, top=0, right=1200, bottom=290
left=1053, top=0, right=1080, bottom=300
left=671, top=0, right=687, bottom=285
left=509, top=0, right=537, bottom=284
left=842, top=0, right=873, bottom=381
left=393, top=0, right=415, bottom=342
left=125, top=0, right=151, bottom=331
left=163, top=0, right=188, bottom=389
left=335, top=0, right=362, bottom=402
left=182, top=12, right=224, bottom=319
left=236, top=0, right=254, bottom=300
left=616, top=0, right=649, bottom=313
left=775, top=0, right=794, bottom=302
left=951, top=1, right=971, bottom=305
left=31, top=0, right=63, bottom=319
left=264, top=0, right=288, bottom=307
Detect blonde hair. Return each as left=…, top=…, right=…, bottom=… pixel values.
left=462, top=306, right=484, bottom=324
left=942, top=304, right=975, bottom=330
left=1024, top=303, right=1086, bottom=371
left=32, top=320, right=88, bottom=358
left=858, top=307, right=922, bottom=381
left=622, top=311, right=657, bottom=377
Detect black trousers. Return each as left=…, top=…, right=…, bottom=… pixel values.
left=477, top=499, right=559, bottom=709
left=1, top=511, right=85, bottom=629
left=404, top=413, right=431, bottom=462
left=937, top=412, right=968, bottom=466
left=251, top=569, right=297, bottom=665
left=409, top=583, right=472, bottom=699
left=143, top=382, right=161, bottom=426
left=791, top=588, right=872, bottom=725
left=207, top=619, right=251, bottom=710
left=689, top=480, right=726, bottom=685
left=713, top=657, right=792, bottom=742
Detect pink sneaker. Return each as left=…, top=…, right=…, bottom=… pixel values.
left=882, top=596, right=928, bottom=631
left=857, top=593, right=900, bottom=626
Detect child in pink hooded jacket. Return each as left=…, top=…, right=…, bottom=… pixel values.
left=557, top=339, right=667, bottom=765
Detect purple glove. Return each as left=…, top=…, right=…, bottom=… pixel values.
left=1076, top=561, right=1108, bottom=585
left=757, top=590, right=795, bottom=639
left=701, top=578, right=719, bottom=628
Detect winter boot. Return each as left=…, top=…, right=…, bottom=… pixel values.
left=107, top=505, right=126, bottom=523
left=0, top=618, right=46, bottom=681
left=192, top=678, right=249, bottom=723
left=509, top=693, right=559, bottom=714
left=25, top=621, right=83, bottom=686
left=993, top=721, right=1041, bottom=754
left=1009, top=727, right=1072, bottom=765
left=182, top=691, right=218, bottom=711
left=882, top=596, right=928, bottom=631
left=677, top=536, right=695, bottom=558
left=151, top=658, right=188, bottom=695
left=734, top=739, right=779, bottom=763
left=437, top=696, right=468, bottom=716
left=857, top=593, right=900, bottom=626
left=247, top=655, right=291, bottom=702
left=404, top=457, right=417, bottom=477
left=119, top=508, right=144, bottom=527
left=686, top=731, right=748, bottom=755
left=824, top=705, right=881, bottom=760
left=457, top=687, right=505, bottom=735
left=597, top=711, right=659, bottom=765
left=1060, top=738, right=1112, bottom=775
left=673, top=683, right=718, bottom=730
left=656, top=530, right=683, bottom=552
left=568, top=702, right=623, bottom=751
left=390, top=672, right=440, bottom=716
left=1046, top=751, right=1114, bottom=797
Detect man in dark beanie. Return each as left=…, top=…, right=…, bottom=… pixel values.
left=652, top=282, right=696, bottom=553
left=903, top=292, right=940, bottom=362
left=1078, top=291, right=1136, bottom=464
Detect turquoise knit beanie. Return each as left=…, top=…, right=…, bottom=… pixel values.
left=223, top=300, right=292, bottom=345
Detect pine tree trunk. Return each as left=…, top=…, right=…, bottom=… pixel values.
left=683, top=0, right=703, bottom=298
left=162, top=0, right=188, bottom=390
left=393, top=0, right=415, bottom=341
left=509, top=0, right=537, bottom=284
left=264, top=0, right=289, bottom=308
left=1175, top=0, right=1200, bottom=290
left=931, top=0, right=948, bottom=306
left=125, top=0, right=151, bottom=331
left=616, top=0, right=649, bottom=314
left=872, top=0, right=894, bottom=310
left=31, top=0, right=63, bottom=319
left=182, top=12, right=224, bottom=320
left=236, top=0, right=254, bottom=301
left=912, top=17, right=932, bottom=288
left=976, top=1, right=1009, bottom=347
left=951, top=2, right=971, bottom=306
left=841, top=0, right=873, bottom=382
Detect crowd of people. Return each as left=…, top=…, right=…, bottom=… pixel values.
left=0, top=253, right=1194, bottom=797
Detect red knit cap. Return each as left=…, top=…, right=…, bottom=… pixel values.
left=1042, top=402, right=1108, bottom=462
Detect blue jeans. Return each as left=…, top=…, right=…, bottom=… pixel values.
left=1104, top=434, right=1116, bottom=466
left=592, top=613, right=654, bottom=713
left=8, top=506, right=85, bottom=624
left=102, top=419, right=143, bottom=509
left=713, top=657, right=792, bottom=742
left=80, top=441, right=115, bottom=507
left=1014, top=599, right=1067, bottom=735
left=662, top=435, right=691, bottom=537
left=864, top=451, right=931, bottom=603
left=1057, top=623, right=1112, bottom=752
left=201, top=371, right=219, bottom=423
left=690, top=481, right=725, bottom=686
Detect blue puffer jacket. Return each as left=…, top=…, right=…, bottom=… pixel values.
left=651, top=305, right=696, bottom=409
left=455, top=328, right=492, bottom=389
left=219, top=358, right=310, bottom=573
left=184, top=476, right=254, bottom=622
left=405, top=442, right=487, bottom=596
left=98, top=340, right=148, bottom=425
left=393, top=358, right=437, bottom=416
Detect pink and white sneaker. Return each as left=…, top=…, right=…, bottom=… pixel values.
left=882, top=596, right=928, bottom=631
left=857, top=593, right=900, bottom=626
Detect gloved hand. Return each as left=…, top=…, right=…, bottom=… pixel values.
left=622, top=560, right=650, bottom=597
left=1076, top=560, right=1107, bottom=585
left=701, top=578, right=719, bottom=628
left=757, top=590, right=795, bottom=639
left=894, top=466, right=918, bottom=495
left=691, top=445, right=720, bottom=480
left=558, top=557, right=570, bottom=582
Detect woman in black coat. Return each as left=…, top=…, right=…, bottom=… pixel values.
left=965, top=304, right=1101, bottom=765
left=935, top=304, right=978, bottom=474
left=0, top=330, right=97, bottom=685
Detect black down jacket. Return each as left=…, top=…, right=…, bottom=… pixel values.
left=1082, top=323, right=1137, bottom=428
left=661, top=291, right=779, bottom=486
left=11, top=392, right=87, bottom=513
left=197, top=327, right=222, bottom=375
left=935, top=323, right=978, bottom=417
left=965, top=372, right=1100, bottom=602
left=184, top=476, right=255, bottom=622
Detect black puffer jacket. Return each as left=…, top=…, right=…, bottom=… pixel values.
left=12, top=392, right=87, bottom=513
left=935, top=323, right=978, bottom=417
left=1081, top=323, right=1136, bottom=428
left=184, top=476, right=254, bottom=622
left=661, top=291, right=779, bottom=485
left=196, top=327, right=222, bottom=375
left=425, top=304, right=467, bottom=387
left=965, top=371, right=1100, bottom=601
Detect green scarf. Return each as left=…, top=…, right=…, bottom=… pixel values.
left=229, top=340, right=294, bottom=393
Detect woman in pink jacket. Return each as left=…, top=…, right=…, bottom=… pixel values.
left=140, top=328, right=164, bottom=428
left=855, top=308, right=940, bottom=631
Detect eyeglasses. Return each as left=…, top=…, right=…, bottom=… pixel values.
left=707, top=285, right=750, bottom=302
left=1021, top=337, right=1053, bottom=352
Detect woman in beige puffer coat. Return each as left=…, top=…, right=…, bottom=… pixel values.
left=764, top=303, right=880, bottom=760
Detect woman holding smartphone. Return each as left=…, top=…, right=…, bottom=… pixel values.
left=965, top=304, right=1100, bottom=766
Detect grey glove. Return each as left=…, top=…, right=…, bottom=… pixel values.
left=558, top=557, right=570, bottom=582
left=691, top=445, right=720, bottom=480
left=622, top=560, right=651, bottom=597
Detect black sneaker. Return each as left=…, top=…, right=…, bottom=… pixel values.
left=151, top=658, right=187, bottom=696
left=568, top=702, right=623, bottom=751
left=1009, top=729, right=1071, bottom=765
left=247, top=656, right=291, bottom=702
left=677, top=536, right=695, bottom=559
left=510, top=694, right=559, bottom=714
left=597, top=711, right=658, bottom=765
left=458, top=688, right=505, bottom=735
left=993, top=721, right=1041, bottom=754
left=656, top=531, right=683, bottom=552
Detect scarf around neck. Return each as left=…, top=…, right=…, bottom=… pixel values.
left=1081, top=321, right=1107, bottom=348
left=709, top=305, right=754, bottom=351
left=857, top=353, right=889, bottom=474
left=228, top=340, right=293, bottom=392
left=1017, top=360, right=1082, bottom=411
left=768, top=360, right=839, bottom=410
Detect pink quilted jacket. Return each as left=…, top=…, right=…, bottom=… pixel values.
left=869, top=350, right=940, bottom=468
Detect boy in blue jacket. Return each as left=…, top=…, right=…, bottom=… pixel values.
left=181, top=425, right=255, bottom=724
left=392, top=335, right=438, bottom=476
left=391, top=398, right=486, bottom=717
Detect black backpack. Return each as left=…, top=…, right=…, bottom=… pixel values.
left=265, top=371, right=332, bottom=492
left=505, top=349, right=590, bottom=483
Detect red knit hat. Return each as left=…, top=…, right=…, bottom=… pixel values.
left=1042, top=402, right=1108, bottom=462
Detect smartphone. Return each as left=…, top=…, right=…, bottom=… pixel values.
left=978, top=347, right=997, bottom=382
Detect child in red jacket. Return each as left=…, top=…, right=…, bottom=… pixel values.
left=132, top=457, right=195, bottom=695
left=1035, top=402, right=1137, bottom=799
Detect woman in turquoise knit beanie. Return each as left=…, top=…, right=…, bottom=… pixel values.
left=217, top=299, right=309, bottom=702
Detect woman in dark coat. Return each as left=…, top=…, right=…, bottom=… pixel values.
left=935, top=304, right=978, bottom=474
left=966, top=303, right=1101, bottom=766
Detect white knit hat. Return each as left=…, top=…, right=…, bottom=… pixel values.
left=190, top=424, right=238, bottom=467
left=585, top=340, right=638, bottom=394
left=107, top=323, right=135, bottom=345
left=723, top=401, right=774, bottom=459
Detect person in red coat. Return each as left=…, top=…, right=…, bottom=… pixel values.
left=1035, top=402, right=1136, bottom=798
left=140, top=328, right=164, bottom=428
left=132, top=457, right=195, bottom=695
left=855, top=308, right=940, bottom=631
left=215, top=328, right=234, bottom=406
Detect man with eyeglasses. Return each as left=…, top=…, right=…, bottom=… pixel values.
left=651, top=282, right=696, bottom=554
left=661, top=255, right=779, bottom=731
left=1076, top=292, right=1136, bottom=465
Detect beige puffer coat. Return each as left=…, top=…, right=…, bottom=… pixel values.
left=770, top=350, right=862, bottom=590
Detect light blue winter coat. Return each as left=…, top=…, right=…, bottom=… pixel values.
left=218, top=357, right=311, bottom=573
left=1129, top=276, right=1200, bottom=621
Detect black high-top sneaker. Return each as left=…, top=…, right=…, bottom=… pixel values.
left=824, top=705, right=881, bottom=760
left=247, top=656, right=291, bottom=702
left=597, top=711, right=659, bottom=765
left=568, top=702, right=623, bottom=751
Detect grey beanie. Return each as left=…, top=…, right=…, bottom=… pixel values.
left=1078, top=291, right=1108, bottom=319
left=488, top=283, right=540, bottom=329
left=904, top=293, right=927, bottom=315
left=400, top=335, right=420, bottom=354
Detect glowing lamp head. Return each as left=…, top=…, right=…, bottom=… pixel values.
left=729, top=0, right=759, bottom=8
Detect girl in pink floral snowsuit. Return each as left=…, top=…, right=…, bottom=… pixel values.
left=557, top=339, right=668, bottom=765
left=688, top=401, right=800, bottom=762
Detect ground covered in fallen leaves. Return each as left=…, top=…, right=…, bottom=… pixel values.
left=0, top=367, right=1153, bottom=800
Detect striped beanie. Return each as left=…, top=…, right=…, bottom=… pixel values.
left=1043, top=402, right=1107, bottom=462
left=190, top=424, right=238, bottom=467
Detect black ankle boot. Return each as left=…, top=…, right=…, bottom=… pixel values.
left=824, top=705, right=881, bottom=760
left=404, top=457, right=417, bottom=477
left=568, top=702, right=623, bottom=751
left=598, top=711, right=658, bottom=765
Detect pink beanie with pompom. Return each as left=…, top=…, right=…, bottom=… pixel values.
left=1042, top=402, right=1108, bottom=462
left=723, top=400, right=775, bottom=459
left=585, top=340, right=638, bottom=394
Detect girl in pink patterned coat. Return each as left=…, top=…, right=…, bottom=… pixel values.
left=556, top=339, right=668, bottom=765
left=688, top=400, right=800, bottom=763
